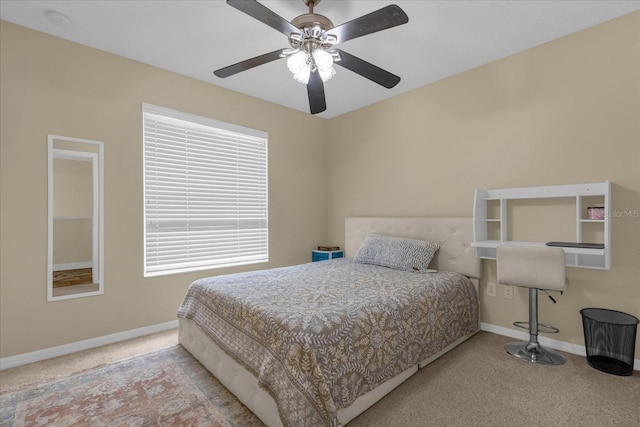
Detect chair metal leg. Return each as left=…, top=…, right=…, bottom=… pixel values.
left=505, top=288, right=566, bottom=365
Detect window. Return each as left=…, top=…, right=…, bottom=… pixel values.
left=142, top=103, right=268, bottom=277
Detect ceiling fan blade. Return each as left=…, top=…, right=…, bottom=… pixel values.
left=307, top=70, right=327, bottom=114
left=328, top=4, right=408, bottom=44
left=334, top=49, right=400, bottom=89
left=214, top=49, right=285, bottom=78
left=227, top=0, right=299, bottom=37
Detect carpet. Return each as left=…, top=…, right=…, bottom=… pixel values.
left=0, top=345, right=264, bottom=427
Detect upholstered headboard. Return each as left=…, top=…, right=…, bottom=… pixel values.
left=345, top=217, right=482, bottom=280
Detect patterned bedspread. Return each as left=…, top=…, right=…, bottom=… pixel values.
left=177, top=258, right=478, bottom=427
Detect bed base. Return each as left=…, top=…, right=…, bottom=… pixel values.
left=179, top=318, right=478, bottom=426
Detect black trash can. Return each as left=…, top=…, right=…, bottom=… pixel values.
left=580, top=308, right=639, bottom=376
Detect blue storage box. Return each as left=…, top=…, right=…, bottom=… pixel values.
left=312, top=250, right=344, bottom=262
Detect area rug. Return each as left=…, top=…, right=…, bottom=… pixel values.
left=0, top=345, right=264, bottom=427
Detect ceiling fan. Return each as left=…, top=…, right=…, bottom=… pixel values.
left=214, top=0, right=409, bottom=114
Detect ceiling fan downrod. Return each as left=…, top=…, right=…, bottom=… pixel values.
left=304, top=0, right=320, bottom=13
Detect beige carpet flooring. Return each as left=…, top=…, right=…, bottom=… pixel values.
left=1, top=329, right=638, bottom=426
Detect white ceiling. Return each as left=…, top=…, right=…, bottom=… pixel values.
left=1, top=1, right=638, bottom=118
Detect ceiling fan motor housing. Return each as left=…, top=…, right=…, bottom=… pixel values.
left=290, top=13, right=337, bottom=52
left=291, top=12, right=333, bottom=32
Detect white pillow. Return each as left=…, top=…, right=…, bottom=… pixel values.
left=353, top=234, right=439, bottom=273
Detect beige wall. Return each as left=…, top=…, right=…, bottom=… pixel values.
left=53, top=159, right=92, bottom=218
left=327, top=12, right=640, bottom=356
left=0, top=21, right=328, bottom=357
left=1, top=12, right=638, bottom=360
left=53, top=219, right=92, bottom=265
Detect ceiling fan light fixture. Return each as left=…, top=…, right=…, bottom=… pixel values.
left=318, top=66, right=335, bottom=82
left=285, top=7, right=339, bottom=86
left=287, top=50, right=311, bottom=84
left=312, top=49, right=332, bottom=71
left=312, top=49, right=336, bottom=82
left=286, top=48, right=336, bottom=84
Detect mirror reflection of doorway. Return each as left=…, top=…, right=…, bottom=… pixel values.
left=48, top=135, right=103, bottom=301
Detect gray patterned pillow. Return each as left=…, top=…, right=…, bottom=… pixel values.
left=353, top=234, right=440, bottom=273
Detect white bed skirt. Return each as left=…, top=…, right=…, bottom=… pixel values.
left=178, top=317, right=478, bottom=426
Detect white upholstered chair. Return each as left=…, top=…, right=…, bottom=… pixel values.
left=497, top=245, right=568, bottom=365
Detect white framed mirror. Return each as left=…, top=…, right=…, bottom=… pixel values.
left=47, top=135, right=104, bottom=301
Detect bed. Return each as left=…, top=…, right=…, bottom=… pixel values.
left=177, top=217, right=482, bottom=427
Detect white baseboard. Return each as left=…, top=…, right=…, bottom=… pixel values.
left=480, top=322, right=640, bottom=372
left=53, top=261, right=93, bottom=271
left=0, top=320, right=178, bottom=371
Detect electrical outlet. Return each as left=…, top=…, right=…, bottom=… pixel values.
left=486, top=282, right=496, bottom=297
left=503, top=285, right=514, bottom=300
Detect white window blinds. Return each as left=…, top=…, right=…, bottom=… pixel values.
left=142, top=104, right=268, bottom=277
